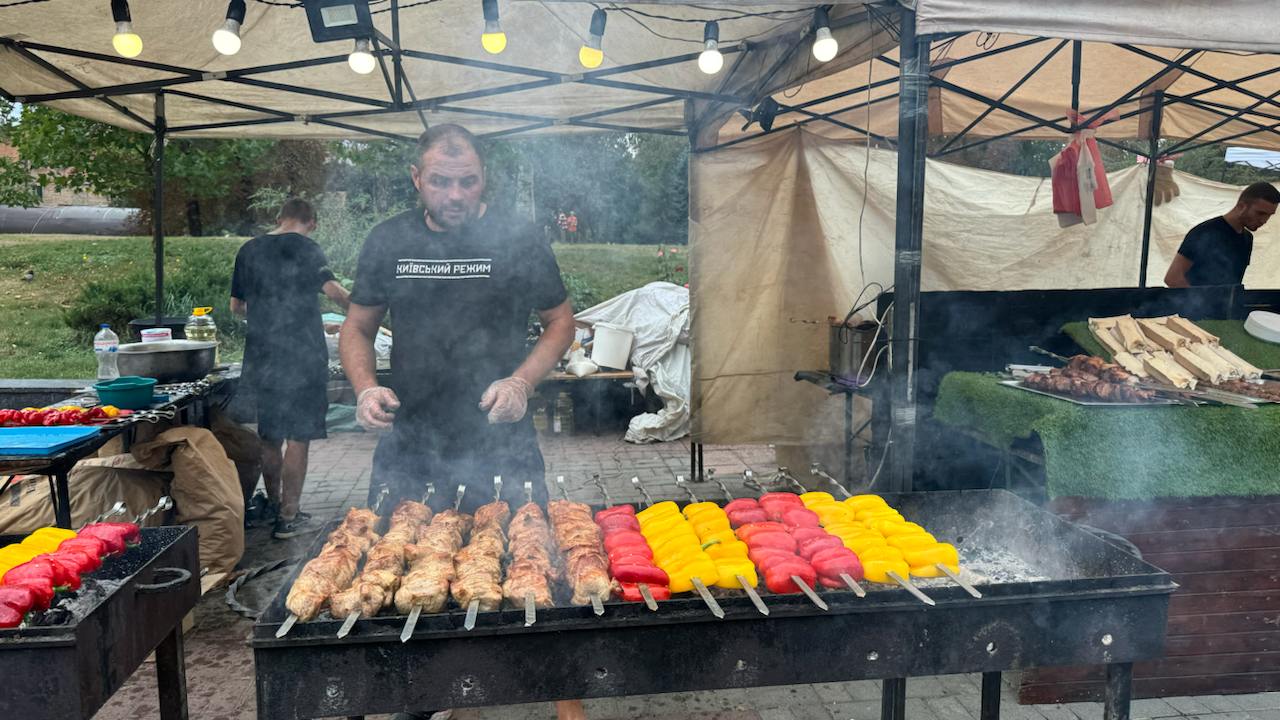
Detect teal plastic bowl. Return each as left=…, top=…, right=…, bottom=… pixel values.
left=93, top=376, right=157, bottom=410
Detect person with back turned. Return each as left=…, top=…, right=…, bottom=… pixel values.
left=231, top=198, right=350, bottom=539
left=1164, top=182, right=1280, bottom=288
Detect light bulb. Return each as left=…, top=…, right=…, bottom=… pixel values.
left=812, top=27, right=838, bottom=62
left=212, top=20, right=242, bottom=55
left=349, top=38, right=376, bottom=74
left=579, top=45, right=603, bottom=69
left=112, top=22, right=143, bottom=58
left=698, top=22, right=722, bottom=74
left=481, top=25, right=506, bottom=54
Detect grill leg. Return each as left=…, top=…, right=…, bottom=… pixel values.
left=53, top=472, right=72, bottom=529
left=881, top=678, right=907, bottom=720
left=155, top=625, right=189, bottom=720
left=1104, top=662, right=1134, bottom=720
left=980, top=672, right=1001, bottom=720
left=697, top=443, right=704, bottom=481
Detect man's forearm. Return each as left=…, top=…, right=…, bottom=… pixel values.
left=339, top=323, right=380, bottom=396
left=514, top=316, right=575, bottom=387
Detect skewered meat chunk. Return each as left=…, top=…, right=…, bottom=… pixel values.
left=450, top=501, right=509, bottom=613
left=395, top=508, right=470, bottom=614
left=548, top=500, right=616, bottom=606
left=1023, top=363, right=1155, bottom=403
left=284, top=507, right=382, bottom=621
left=503, top=502, right=556, bottom=609
left=330, top=501, right=433, bottom=618
left=473, top=501, right=511, bottom=531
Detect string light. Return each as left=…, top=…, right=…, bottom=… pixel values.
left=480, top=0, right=506, bottom=54
left=697, top=20, right=722, bottom=75
left=811, top=7, right=837, bottom=63
left=110, top=0, right=142, bottom=58
left=212, top=0, right=247, bottom=56
left=578, top=8, right=606, bottom=70
left=348, top=38, right=376, bottom=74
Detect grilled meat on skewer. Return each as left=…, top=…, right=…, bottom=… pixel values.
left=395, top=510, right=470, bottom=614
left=502, top=502, right=556, bottom=609
left=450, top=501, right=510, bottom=614
left=547, top=500, right=615, bottom=606
left=330, top=501, right=432, bottom=618
left=1023, top=360, right=1156, bottom=404
left=285, top=508, right=382, bottom=621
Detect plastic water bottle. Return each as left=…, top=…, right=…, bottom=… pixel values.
left=94, top=324, right=120, bottom=380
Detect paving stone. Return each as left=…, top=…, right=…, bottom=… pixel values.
left=1130, top=698, right=1182, bottom=718
left=1199, top=696, right=1247, bottom=713
left=745, top=685, right=824, bottom=710
left=758, top=709, right=797, bottom=720
left=925, top=696, right=979, bottom=720
left=810, top=682, right=856, bottom=705
left=1037, top=703, right=1086, bottom=720
left=905, top=676, right=949, bottom=699
left=1234, top=694, right=1280, bottom=711
left=825, top=700, right=883, bottom=720
left=1167, top=697, right=1218, bottom=715
left=1060, top=702, right=1103, bottom=719
left=845, top=681, right=884, bottom=702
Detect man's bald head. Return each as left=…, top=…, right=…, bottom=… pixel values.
left=413, top=124, right=483, bottom=166
left=410, top=124, right=486, bottom=232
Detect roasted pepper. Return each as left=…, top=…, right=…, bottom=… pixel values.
left=595, top=505, right=636, bottom=523
left=887, top=533, right=938, bottom=551
left=904, top=543, right=960, bottom=573
left=604, top=531, right=649, bottom=554
left=797, top=535, right=844, bottom=560
left=862, top=558, right=910, bottom=584
left=705, top=540, right=749, bottom=560
left=597, top=514, right=641, bottom=534
left=19, top=535, right=63, bottom=554
left=799, top=491, right=835, bottom=506
left=30, top=527, right=77, bottom=543
left=724, top=498, right=761, bottom=514
left=874, top=520, right=929, bottom=537
left=665, top=556, right=718, bottom=594
left=692, top=516, right=731, bottom=537
left=763, top=562, right=817, bottom=594
left=727, top=508, right=769, bottom=527
left=713, top=558, right=758, bottom=588
left=612, top=563, right=669, bottom=586
left=682, top=502, right=722, bottom=518
left=844, top=494, right=890, bottom=511
left=811, top=546, right=863, bottom=587
left=636, top=501, right=680, bottom=524
left=745, top=531, right=797, bottom=553
left=617, top=582, right=671, bottom=603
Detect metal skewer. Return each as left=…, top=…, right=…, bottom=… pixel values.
left=493, top=475, right=502, bottom=501
left=130, top=495, right=173, bottom=525
left=371, top=485, right=391, bottom=514
left=422, top=483, right=435, bottom=505
left=675, top=475, right=698, bottom=503
left=276, top=613, right=298, bottom=638
left=591, top=473, right=611, bottom=507
left=810, top=462, right=852, bottom=499
left=737, top=575, right=769, bottom=615
left=888, top=571, right=935, bottom=606
left=712, top=470, right=733, bottom=501
left=86, top=500, right=127, bottom=527
left=690, top=577, right=725, bottom=619
left=792, top=575, right=829, bottom=610
left=337, top=610, right=359, bottom=639
left=464, top=599, right=480, bottom=630
left=400, top=605, right=422, bottom=643
left=840, top=573, right=867, bottom=598
left=742, top=469, right=764, bottom=495
left=630, top=476, right=653, bottom=507
left=590, top=593, right=605, bottom=616
left=555, top=475, right=570, bottom=501
left=637, top=583, right=658, bottom=611
left=938, top=565, right=982, bottom=598
left=454, top=484, right=467, bottom=511
left=523, top=480, right=533, bottom=505
left=524, top=593, right=537, bottom=626
left=778, top=467, right=806, bottom=493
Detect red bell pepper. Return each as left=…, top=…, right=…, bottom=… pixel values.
left=608, top=544, right=653, bottom=563
left=0, top=585, right=36, bottom=614
left=85, top=522, right=141, bottom=544
left=598, top=514, right=641, bottom=533
left=781, top=507, right=821, bottom=528
left=595, top=505, right=636, bottom=524
left=788, top=527, right=829, bottom=544
left=811, top=547, right=864, bottom=584
left=603, top=531, right=650, bottom=554
left=744, top=531, right=797, bottom=553
left=617, top=582, right=671, bottom=603
left=734, top=522, right=788, bottom=542
left=763, top=563, right=818, bottom=594
left=51, top=548, right=99, bottom=574
left=0, top=604, right=23, bottom=629
left=759, top=492, right=803, bottom=505
left=59, top=536, right=107, bottom=559
left=77, top=528, right=126, bottom=554
left=798, top=535, right=844, bottom=560
left=727, top=508, right=769, bottom=527
left=754, top=552, right=808, bottom=574
left=43, top=555, right=83, bottom=590
left=5, top=557, right=75, bottom=590
left=723, top=498, right=761, bottom=514
left=747, top=546, right=796, bottom=567
left=6, top=579, right=53, bottom=611
left=611, top=564, right=669, bottom=586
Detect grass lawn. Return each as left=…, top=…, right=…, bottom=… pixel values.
left=0, top=235, right=673, bottom=379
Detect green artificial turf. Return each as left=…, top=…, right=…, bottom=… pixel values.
left=934, top=371, right=1280, bottom=500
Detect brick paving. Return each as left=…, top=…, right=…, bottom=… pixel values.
left=90, top=429, right=1280, bottom=719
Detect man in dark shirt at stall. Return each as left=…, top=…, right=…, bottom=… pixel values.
left=232, top=198, right=350, bottom=539
left=1165, top=182, right=1280, bottom=287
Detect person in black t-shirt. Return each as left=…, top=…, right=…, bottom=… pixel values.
left=1165, top=182, right=1280, bottom=288
left=340, top=125, right=575, bottom=516
left=232, top=198, right=351, bottom=539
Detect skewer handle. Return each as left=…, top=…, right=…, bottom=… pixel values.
left=423, top=483, right=435, bottom=505
left=630, top=476, right=654, bottom=507
left=523, top=480, right=533, bottom=505
left=400, top=605, right=422, bottom=643
left=691, top=577, right=725, bottom=619
left=792, top=575, right=829, bottom=611
left=737, top=575, right=770, bottom=616
left=676, top=475, right=698, bottom=503
left=464, top=599, right=480, bottom=630
left=454, top=484, right=467, bottom=511
left=337, top=610, right=359, bottom=639
left=637, top=583, right=659, bottom=611
left=715, top=471, right=733, bottom=501
left=524, top=592, right=537, bottom=627
left=372, top=486, right=391, bottom=514
left=556, top=475, right=570, bottom=501
left=938, top=564, right=982, bottom=598
left=888, top=571, right=935, bottom=606
left=276, top=613, right=298, bottom=639
left=493, top=475, right=502, bottom=500
left=811, top=462, right=852, bottom=498
left=840, top=572, right=867, bottom=598
left=87, top=500, right=127, bottom=527
left=590, top=593, right=605, bottom=616
left=592, top=473, right=612, bottom=508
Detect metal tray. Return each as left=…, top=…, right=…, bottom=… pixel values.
left=999, top=379, right=1180, bottom=406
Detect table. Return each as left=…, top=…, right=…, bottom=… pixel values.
left=538, top=369, right=637, bottom=435
left=0, top=373, right=234, bottom=528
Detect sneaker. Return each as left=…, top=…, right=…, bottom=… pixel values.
left=272, top=513, right=316, bottom=540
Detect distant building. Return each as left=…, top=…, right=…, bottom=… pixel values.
left=0, top=143, right=111, bottom=207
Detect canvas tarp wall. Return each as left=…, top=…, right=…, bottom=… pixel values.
left=691, top=127, right=1280, bottom=444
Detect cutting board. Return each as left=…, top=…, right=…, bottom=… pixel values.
left=0, top=426, right=103, bottom=456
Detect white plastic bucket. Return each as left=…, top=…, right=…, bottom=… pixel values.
left=140, top=327, right=173, bottom=343
left=590, top=322, right=634, bottom=370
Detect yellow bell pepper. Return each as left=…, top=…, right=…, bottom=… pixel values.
left=887, top=533, right=938, bottom=551
left=822, top=522, right=862, bottom=537
left=856, top=508, right=904, bottom=523
left=0, top=544, right=40, bottom=575
left=30, top=527, right=76, bottom=543
left=903, top=543, right=959, bottom=571
left=20, top=535, right=62, bottom=554
left=692, top=516, right=731, bottom=537
left=714, top=558, right=758, bottom=588
left=843, top=535, right=888, bottom=555
left=100, top=405, right=121, bottom=418
left=799, top=491, right=834, bottom=506
left=875, top=520, right=929, bottom=537
left=700, top=528, right=738, bottom=546
left=666, top=556, right=718, bottom=594
left=863, top=558, right=910, bottom=584
left=640, top=514, right=687, bottom=537
left=651, top=532, right=699, bottom=557
left=636, top=501, right=680, bottom=524
left=845, top=494, right=890, bottom=511
left=682, top=502, right=721, bottom=518
left=859, top=545, right=904, bottom=563
left=705, top=540, right=749, bottom=560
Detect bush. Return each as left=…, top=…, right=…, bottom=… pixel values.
left=64, top=260, right=241, bottom=344
left=561, top=272, right=604, bottom=312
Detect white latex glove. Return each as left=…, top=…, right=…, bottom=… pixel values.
left=357, top=386, right=400, bottom=431
left=479, top=376, right=533, bottom=424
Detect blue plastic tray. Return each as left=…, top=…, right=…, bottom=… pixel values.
left=0, top=426, right=103, bottom=456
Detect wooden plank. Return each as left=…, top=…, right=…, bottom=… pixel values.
left=1021, top=671, right=1280, bottom=704
left=1164, top=631, right=1280, bottom=657
left=1168, top=589, right=1280, bottom=615
left=1127, top=526, right=1280, bottom=553
left=1143, top=547, right=1280, bottom=573
left=1049, top=498, right=1280, bottom=532
left=1167, top=610, right=1280, bottom=636
left=1171, top=569, right=1280, bottom=593
left=1024, top=652, right=1280, bottom=683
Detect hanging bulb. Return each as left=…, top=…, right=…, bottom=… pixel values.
left=480, top=0, right=506, bottom=54
left=212, top=0, right=246, bottom=56
left=697, top=20, right=723, bottom=75
left=348, top=38, right=377, bottom=74
left=110, top=0, right=143, bottom=58
left=578, top=8, right=607, bottom=69
left=811, top=7, right=838, bottom=63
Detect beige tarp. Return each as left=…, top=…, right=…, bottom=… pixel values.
left=715, top=33, right=1280, bottom=150
left=691, top=127, right=1280, bottom=444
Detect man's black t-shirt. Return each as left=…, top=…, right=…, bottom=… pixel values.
left=350, top=208, right=567, bottom=459
left=231, top=232, right=335, bottom=391
left=1177, top=217, right=1253, bottom=286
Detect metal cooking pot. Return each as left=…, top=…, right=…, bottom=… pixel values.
left=116, top=340, right=216, bottom=383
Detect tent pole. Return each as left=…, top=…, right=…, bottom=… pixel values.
left=888, top=7, right=930, bottom=493
left=1070, top=40, right=1082, bottom=121
left=1139, top=90, right=1165, bottom=288
left=153, top=92, right=166, bottom=328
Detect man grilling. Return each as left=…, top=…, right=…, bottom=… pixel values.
left=1164, top=182, right=1280, bottom=288
left=340, top=124, right=575, bottom=514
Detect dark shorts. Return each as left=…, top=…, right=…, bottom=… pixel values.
left=254, top=382, right=329, bottom=443
left=368, top=422, right=549, bottom=513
